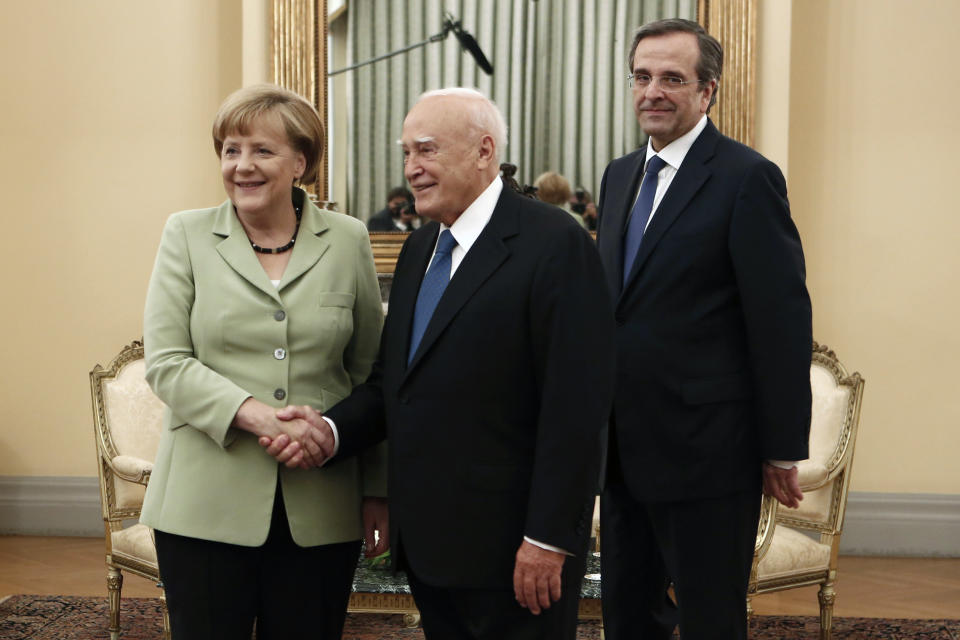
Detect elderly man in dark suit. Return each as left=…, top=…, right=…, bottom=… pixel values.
left=595, top=19, right=813, bottom=640
left=264, top=87, right=616, bottom=640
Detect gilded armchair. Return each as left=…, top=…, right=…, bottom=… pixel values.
left=90, top=339, right=169, bottom=640
left=748, top=342, right=865, bottom=639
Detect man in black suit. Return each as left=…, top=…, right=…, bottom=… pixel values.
left=595, top=19, right=812, bottom=639
left=367, top=186, right=414, bottom=231
left=265, top=88, right=615, bottom=640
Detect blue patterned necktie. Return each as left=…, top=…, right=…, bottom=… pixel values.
left=408, top=229, right=458, bottom=364
left=622, top=155, right=668, bottom=284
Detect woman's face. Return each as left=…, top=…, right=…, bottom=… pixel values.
left=220, top=115, right=305, bottom=218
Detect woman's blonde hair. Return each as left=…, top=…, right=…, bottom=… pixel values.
left=533, top=171, right=573, bottom=206
left=212, top=84, right=325, bottom=184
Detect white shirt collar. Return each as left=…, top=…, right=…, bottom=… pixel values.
left=645, top=115, right=708, bottom=170
left=440, top=175, right=503, bottom=254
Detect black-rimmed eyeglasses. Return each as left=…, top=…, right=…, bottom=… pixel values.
left=628, top=74, right=700, bottom=92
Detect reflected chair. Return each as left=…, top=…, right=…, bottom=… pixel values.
left=90, top=339, right=170, bottom=640
left=748, top=341, right=865, bottom=639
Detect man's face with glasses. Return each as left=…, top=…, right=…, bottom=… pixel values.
left=631, top=31, right=715, bottom=151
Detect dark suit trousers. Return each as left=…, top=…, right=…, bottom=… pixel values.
left=154, top=483, right=360, bottom=640
left=600, top=454, right=760, bottom=640
left=405, top=544, right=588, bottom=640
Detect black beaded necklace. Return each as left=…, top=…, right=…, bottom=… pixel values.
left=249, top=203, right=302, bottom=254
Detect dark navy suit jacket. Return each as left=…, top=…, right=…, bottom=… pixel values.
left=596, top=119, right=812, bottom=502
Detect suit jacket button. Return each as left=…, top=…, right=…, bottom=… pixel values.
left=274, top=388, right=286, bottom=400
left=274, top=348, right=287, bottom=360
left=614, top=314, right=625, bottom=326
left=274, top=310, right=286, bottom=321
left=399, top=395, right=409, bottom=405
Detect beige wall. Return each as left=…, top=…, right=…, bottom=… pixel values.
left=0, top=1, right=241, bottom=476
left=2, top=2, right=958, bottom=496
left=786, top=0, right=960, bottom=493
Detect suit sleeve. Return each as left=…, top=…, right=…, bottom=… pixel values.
left=143, top=214, right=250, bottom=448
left=728, top=160, right=813, bottom=461
left=524, top=224, right=617, bottom=553
left=346, top=225, right=389, bottom=497
left=595, top=164, right=611, bottom=243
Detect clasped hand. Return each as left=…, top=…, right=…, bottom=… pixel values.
left=259, top=405, right=335, bottom=469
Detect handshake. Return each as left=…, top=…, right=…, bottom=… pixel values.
left=234, top=398, right=336, bottom=470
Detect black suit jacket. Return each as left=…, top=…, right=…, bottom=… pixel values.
left=328, top=187, right=616, bottom=588
left=596, top=120, right=812, bottom=502
left=367, top=207, right=396, bottom=231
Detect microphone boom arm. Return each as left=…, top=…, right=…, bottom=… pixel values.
left=329, top=13, right=491, bottom=76
left=329, top=29, right=449, bottom=76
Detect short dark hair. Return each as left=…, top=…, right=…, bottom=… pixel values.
left=628, top=18, right=722, bottom=112
left=387, top=186, right=412, bottom=203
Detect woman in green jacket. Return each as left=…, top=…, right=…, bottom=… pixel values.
left=141, top=84, right=386, bottom=639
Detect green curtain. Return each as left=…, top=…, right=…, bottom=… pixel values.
left=344, top=0, right=695, bottom=219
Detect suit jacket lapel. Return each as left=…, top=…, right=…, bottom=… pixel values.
left=600, top=149, right=647, bottom=300
left=620, top=121, right=720, bottom=297
left=212, top=200, right=281, bottom=303
left=390, top=224, right=438, bottom=375
left=278, top=200, right=330, bottom=290
left=403, top=190, right=517, bottom=377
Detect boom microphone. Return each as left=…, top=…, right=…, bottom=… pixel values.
left=444, top=14, right=494, bottom=75
left=453, top=25, right=494, bottom=75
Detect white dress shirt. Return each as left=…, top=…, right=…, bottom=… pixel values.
left=635, top=114, right=708, bottom=231
left=425, top=175, right=502, bottom=277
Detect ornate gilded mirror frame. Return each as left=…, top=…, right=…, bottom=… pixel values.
left=271, top=0, right=329, bottom=201
left=272, top=0, right=756, bottom=273
left=698, top=0, right=757, bottom=147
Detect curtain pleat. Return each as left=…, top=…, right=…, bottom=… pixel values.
left=345, top=0, right=693, bottom=218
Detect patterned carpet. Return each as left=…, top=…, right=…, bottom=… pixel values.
left=1, top=594, right=959, bottom=639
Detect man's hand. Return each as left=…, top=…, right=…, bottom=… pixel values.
left=762, top=462, right=804, bottom=509
left=258, top=405, right=336, bottom=469
left=513, top=540, right=565, bottom=615
left=361, top=497, right=389, bottom=558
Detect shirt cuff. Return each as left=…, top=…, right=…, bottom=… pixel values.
left=524, top=536, right=573, bottom=557
left=767, top=459, right=798, bottom=470
left=321, top=415, right=341, bottom=457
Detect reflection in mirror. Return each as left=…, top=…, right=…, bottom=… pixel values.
left=328, top=0, right=698, bottom=221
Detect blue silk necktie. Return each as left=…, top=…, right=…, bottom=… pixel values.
left=622, top=155, right=667, bottom=284
left=408, top=229, right=458, bottom=364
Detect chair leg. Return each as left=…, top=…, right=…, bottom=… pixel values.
left=107, top=566, right=123, bottom=640
left=746, top=595, right=754, bottom=621
left=818, top=581, right=836, bottom=640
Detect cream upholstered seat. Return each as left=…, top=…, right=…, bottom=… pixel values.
left=90, top=339, right=170, bottom=640
left=748, top=342, right=865, bottom=640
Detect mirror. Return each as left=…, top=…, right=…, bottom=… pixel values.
left=273, top=0, right=756, bottom=273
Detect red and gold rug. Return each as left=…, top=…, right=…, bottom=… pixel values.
left=1, top=595, right=958, bottom=639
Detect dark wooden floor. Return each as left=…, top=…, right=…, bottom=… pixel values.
left=1, top=536, right=958, bottom=619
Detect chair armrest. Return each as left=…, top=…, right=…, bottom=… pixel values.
left=797, top=460, right=829, bottom=491
left=109, top=455, right=154, bottom=485
left=754, top=494, right=779, bottom=561
left=797, top=457, right=849, bottom=493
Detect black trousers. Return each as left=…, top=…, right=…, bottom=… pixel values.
left=404, top=543, right=587, bottom=640
left=600, top=464, right=760, bottom=640
left=154, top=485, right=360, bottom=640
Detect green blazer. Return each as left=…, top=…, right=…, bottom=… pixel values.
left=140, top=189, right=385, bottom=547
